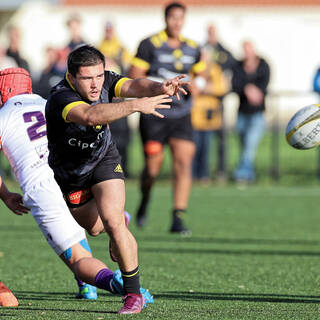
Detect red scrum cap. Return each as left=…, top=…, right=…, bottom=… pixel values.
left=0, top=68, right=32, bottom=104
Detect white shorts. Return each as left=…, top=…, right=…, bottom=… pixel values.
left=23, top=177, right=86, bottom=256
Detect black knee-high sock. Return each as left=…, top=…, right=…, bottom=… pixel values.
left=121, top=266, right=140, bottom=295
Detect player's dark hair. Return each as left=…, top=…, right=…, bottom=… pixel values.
left=67, top=45, right=105, bottom=76
left=164, top=2, right=186, bottom=19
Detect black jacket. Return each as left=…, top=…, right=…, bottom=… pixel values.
left=232, top=58, right=270, bottom=114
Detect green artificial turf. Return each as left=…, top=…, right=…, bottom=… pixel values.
left=1, top=182, right=320, bottom=319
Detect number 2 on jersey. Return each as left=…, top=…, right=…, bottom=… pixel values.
left=23, top=111, right=47, bottom=141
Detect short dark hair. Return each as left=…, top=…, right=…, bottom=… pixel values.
left=67, top=45, right=105, bottom=76
left=164, top=2, right=186, bottom=19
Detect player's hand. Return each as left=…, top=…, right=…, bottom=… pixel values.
left=161, top=75, right=189, bottom=100
left=4, top=192, right=29, bottom=216
left=137, top=94, right=172, bottom=118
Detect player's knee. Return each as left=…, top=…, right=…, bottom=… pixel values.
left=104, top=216, right=125, bottom=236
left=87, top=228, right=103, bottom=237
left=144, top=140, right=163, bottom=157
left=86, top=223, right=105, bottom=237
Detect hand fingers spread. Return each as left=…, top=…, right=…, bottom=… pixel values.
left=175, top=92, right=181, bottom=100
left=156, top=104, right=171, bottom=109
left=158, top=98, right=172, bottom=104
left=152, top=111, right=164, bottom=118
left=176, top=74, right=186, bottom=80
left=179, top=87, right=188, bottom=95
left=18, top=204, right=29, bottom=213
left=155, top=94, right=170, bottom=99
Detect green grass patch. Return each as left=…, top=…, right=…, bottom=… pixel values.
left=1, top=183, right=320, bottom=319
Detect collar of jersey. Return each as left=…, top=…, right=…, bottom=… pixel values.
left=161, top=30, right=184, bottom=42
left=65, top=70, right=76, bottom=91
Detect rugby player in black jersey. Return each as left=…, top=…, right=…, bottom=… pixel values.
left=45, top=45, right=187, bottom=314
left=129, top=2, right=205, bottom=234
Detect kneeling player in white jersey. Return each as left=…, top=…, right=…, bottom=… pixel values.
left=0, top=68, right=153, bottom=305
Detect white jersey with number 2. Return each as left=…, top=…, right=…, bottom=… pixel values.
left=0, top=93, right=85, bottom=255
left=0, top=94, right=52, bottom=193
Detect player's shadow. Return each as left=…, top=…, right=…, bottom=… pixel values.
left=139, top=246, right=320, bottom=257
left=14, top=290, right=84, bottom=302
left=136, top=235, right=320, bottom=247
left=10, top=290, right=118, bottom=314
left=156, top=291, right=320, bottom=304
left=14, top=290, right=117, bottom=303
left=9, top=306, right=117, bottom=314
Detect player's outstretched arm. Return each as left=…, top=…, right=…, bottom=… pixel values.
left=0, top=176, right=29, bottom=216
left=66, top=95, right=172, bottom=126
left=120, top=75, right=189, bottom=100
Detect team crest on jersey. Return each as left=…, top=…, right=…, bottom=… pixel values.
left=93, top=124, right=102, bottom=132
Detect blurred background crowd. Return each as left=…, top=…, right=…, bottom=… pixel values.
left=0, top=0, right=320, bottom=184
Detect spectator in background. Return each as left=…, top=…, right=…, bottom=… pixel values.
left=312, top=65, right=320, bottom=95
left=0, top=46, right=17, bottom=70
left=53, top=14, right=87, bottom=74
left=6, top=25, right=30, bottom=72
left=232, top=40, right=270, bottom=183
left=98, top=21, right=133, bottom=177
left=203, top=24, right=237, bottom=181
left=204, top=24, right=236, bottom=74
left=191, top=49, right=228, bottom=183
left=65, top=14, right=86, bottom=51
left=34, top=47, right=65, bottom=99
left=98, top=21, right=132, bottom=74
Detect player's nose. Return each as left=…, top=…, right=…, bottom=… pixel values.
left=91, top=78, right=98, bottom=88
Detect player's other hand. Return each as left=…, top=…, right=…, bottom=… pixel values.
left=162, top=75, right=189, bottom=100
left=137, top=94, right=172, bottom=118
left=4, top=192, right=29, bottom=216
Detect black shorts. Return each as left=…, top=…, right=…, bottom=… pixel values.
left=139, top=113, right=194, bottom=145
left=55, top=141, right=125, bottom=208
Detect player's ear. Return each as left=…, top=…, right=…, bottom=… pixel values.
left=67, top=71, right=76, bottom=86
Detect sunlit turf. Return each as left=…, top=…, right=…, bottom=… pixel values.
left=1, top=182, right=320, bottom=319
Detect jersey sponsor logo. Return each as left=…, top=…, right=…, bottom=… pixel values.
left=158, top=53, right=196, bottom=65
left=68, top=130, right=105, bottom=149
left=67, top=188, right=92, bottom=205
left=114, top=164, right=123, bottom=173
left=35, top=143, right=49, bottom=159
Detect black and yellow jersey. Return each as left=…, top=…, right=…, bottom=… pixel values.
left=131, top=30, right=205, bottom=119
left=45, top=70, right=128, bottom=180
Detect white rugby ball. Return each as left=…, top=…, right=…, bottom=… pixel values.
left=286, top=104, right=320, bottom=149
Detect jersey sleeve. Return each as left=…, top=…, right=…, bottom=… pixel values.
left=47, top=87, right=89, bottom=123
left=131, top=38, right=153, bottom=72
left=104, top=70, right=130, bottom=100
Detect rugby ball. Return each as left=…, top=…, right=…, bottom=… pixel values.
left=286, top=104, right=320, bottom=149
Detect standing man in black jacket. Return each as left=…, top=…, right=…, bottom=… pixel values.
left=232, top=41, right=270, bottom=182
